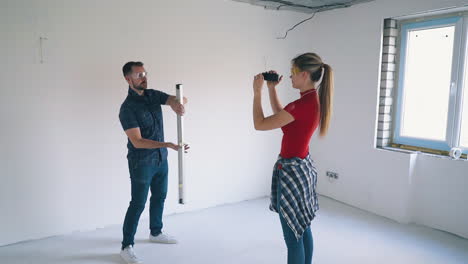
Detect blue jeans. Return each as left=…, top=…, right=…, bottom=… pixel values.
left=277, top=179, right=314, bottom=264
left=122, top=160, right=168, bottom=249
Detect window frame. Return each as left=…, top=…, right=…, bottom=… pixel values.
left=393, top=15, right=467, bottom=154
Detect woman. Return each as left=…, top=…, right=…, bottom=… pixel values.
left=252, top=52, right=333, bottom=264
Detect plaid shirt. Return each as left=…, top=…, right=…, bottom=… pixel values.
left=119, top=88, right=169, bottom=165
left=270, top=154, right=319, bottom=240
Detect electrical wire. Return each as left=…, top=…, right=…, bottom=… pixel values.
left=277, top=10, right=319, bottom=39
left=273, top=1, right=354, bottom=39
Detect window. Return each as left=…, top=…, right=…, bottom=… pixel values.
left=379, top=12, right=468, bottom=157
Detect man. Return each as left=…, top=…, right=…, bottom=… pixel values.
left=118, top=61, right=188, bottom=264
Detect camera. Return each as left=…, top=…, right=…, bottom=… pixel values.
left=262, top=72, right=279, bottom=82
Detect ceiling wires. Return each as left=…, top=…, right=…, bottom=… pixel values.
left=273, top=1, right=353, bottom=39
left=276, top=10, right=319, bottom=39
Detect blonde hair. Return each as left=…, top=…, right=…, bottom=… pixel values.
left=292, top=52, right=334, bottom=137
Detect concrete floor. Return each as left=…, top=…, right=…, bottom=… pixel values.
left=1, top=196, right=468, bottom=264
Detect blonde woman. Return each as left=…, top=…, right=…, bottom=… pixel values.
left=253, top=53, right=334, bottom=264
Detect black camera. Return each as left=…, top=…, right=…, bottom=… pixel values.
left=262, top=72, right=279, bottom=82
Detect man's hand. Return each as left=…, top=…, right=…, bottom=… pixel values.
left=169, top=96, right=187, bottom=116
left=165, top=142, right=190, bottom=153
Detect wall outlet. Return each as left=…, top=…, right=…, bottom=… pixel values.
left=326, top=171, right=339, bottom=179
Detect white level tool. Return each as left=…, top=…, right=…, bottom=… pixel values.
left=176, top=84, right=185, bottom=204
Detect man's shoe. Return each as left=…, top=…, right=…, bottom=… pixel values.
left=120, top=245, right=142, bottom=264
left=149, top=232, right=178, bottom=244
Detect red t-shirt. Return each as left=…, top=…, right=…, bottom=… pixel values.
left=280, top=89, right=320, bottom=159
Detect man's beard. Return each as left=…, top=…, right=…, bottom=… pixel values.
left=133, top=81, right=147, bottom=91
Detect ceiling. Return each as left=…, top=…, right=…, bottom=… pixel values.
left=231, top=0, right=375, bottom=14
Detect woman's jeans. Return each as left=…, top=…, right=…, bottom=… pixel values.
left=277, top=176, right=314, bottom=264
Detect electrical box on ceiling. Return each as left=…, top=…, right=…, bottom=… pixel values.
left=232, top=0, right=375, bottom=13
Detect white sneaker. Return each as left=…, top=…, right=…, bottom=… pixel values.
left=149, top=232, right=178, bottom=244
left=120, top=245, right=142, bottom=264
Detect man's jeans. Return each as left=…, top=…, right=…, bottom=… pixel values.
left=122, top=160, right=168, bottom=249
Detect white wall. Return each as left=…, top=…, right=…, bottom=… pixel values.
left=292, top=0, right=468, bottom=238
left=2, top=0, right=468, bottom=247
left=0, top=0, right=311, bottom=246
left=410, top=155, right=468, bottom=238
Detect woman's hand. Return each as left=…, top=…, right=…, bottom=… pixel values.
left=253, top=73, right=264, bottom=94
left=266, top=70, right=283, bottom=89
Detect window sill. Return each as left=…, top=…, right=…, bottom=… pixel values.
left=378, top=145, right=468, bottom=161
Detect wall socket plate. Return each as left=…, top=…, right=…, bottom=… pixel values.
left=326, top=171, right=339, bottom=179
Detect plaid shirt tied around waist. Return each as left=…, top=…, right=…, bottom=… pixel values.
left=270, top=154, right=319, bottom=240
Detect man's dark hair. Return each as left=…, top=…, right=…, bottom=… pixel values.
left=122, top=61, right=144, bottom=77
